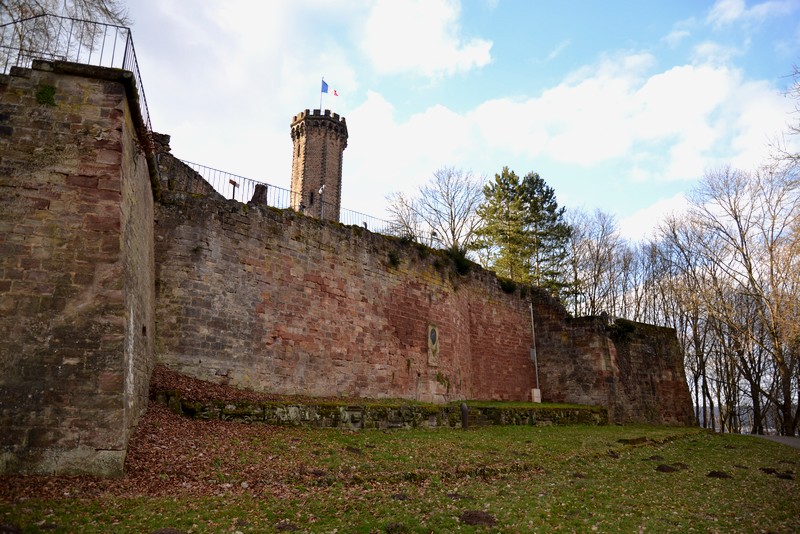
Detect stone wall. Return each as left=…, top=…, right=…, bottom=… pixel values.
left=154, top=159, right=694, bottom=424
left=0, top=61, right=693, bottom=479
left=607, top=320, right=695, bottom=424
left=154, top=190, right=484, bottom=403
left=0, top=62, right=155, bottom=475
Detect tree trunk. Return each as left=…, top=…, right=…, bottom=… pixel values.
left=703, top=373, right=714, bottom=431
left=750, top=383, right=764, bottom=435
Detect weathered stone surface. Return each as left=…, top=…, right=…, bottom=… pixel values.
left=0, top=59, right=694, bottom=478
left=154, top=390, right=606, bottom=429
left=153, top=165, right=693, bottom=424
left=0, top=62, right=155, bottom=475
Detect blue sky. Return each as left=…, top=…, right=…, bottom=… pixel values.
left=127, top=0, right=800, bottom=240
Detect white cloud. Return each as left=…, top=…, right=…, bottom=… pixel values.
left=631, top=65, right=733, bottom=142
left=626, top=62, right=793, bottom=182
left=706, top=0, right=797, bottom=28
left=618, top=194, right=689, bottom=242
left=748, top=0, right=798, bottom=20
left=127, top=0, right=799, bottom=237
left=546, top=40, right=571, bottom=61
left=662, top=30, right=691, bottom=48
left=344, top=92, right=479, bottom=215
left=723, top=79, right=793, bottom=168
left=691, top=41, right=743, bottom=64
left=707, top=0, right=746, bottom=27
left=344, top=52, right=796, bottom=219
left=360, top=0, right=492, bottom=78
left=130, top=0, right=367, bottom=188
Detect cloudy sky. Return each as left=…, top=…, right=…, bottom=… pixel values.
left=126, top=0, right=800, bottom=240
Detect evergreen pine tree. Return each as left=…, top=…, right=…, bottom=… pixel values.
left=475, top=167, right=572, bottom=294
left=520, top=171, right=572, bottom=293
left=474, top=167, right=530, bottom=282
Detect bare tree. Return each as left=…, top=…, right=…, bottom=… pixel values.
left=768, top=64, right=800, bottom=166
left=564, top=208, right=624, bottom=317
left=565, top=209, right=588, bottom=316
left=385, top=191, right=422, bottom=241
left=1, top=0, right=130, bottom=73
left=658, top=217, right=717, bottom=429
left=386, top=166, right=484, bottom=252
left=680, top=164, right=800, bottom=435
left=782, top=64, right=800, bottom=161
left=1, top=0, right=128, bottom=24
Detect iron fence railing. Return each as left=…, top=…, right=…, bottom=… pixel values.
left=0, top=13, right=151, bottom=131
left=180, top=160, right=400, bottom=235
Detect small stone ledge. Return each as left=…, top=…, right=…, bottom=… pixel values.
left=153, top=390, right=607, bottom=430
left=1, top=447, right=125, bottom=477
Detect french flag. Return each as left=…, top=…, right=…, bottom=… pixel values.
left=321, top=79, right=338, bottom=96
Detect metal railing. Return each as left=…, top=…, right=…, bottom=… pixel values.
left=181, top=160, right=400, bottom=235
left=1, top=15, right=398, bottom=236
left=0, top=13, right=151, bottom=131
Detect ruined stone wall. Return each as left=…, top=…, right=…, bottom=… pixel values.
left=607, top=320, right=695, bottom=425
left=154, top=192, right=485, bottom=403
left=533, top=309, right=617, bottom=411
left=0, top=62, right=155, bottom=475
left=154, top=168, right=694, bottom=425
left=0, top=61, right=694, bottom=484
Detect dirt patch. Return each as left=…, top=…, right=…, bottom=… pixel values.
left=460, top=510, right=496, bottom=527
left=759, top=465, right=794, bottom=480
left=656, top=462, right=689, bottom=473
left=275, top=521, right=299, bottom=532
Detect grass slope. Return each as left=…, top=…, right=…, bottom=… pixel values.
left=2, top=404, right=798, bottom=533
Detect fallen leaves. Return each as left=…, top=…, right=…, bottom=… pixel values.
left=1, top=368, right=798, bottom=533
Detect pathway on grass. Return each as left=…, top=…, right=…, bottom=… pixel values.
left=750, top=434, right=800, bottom=449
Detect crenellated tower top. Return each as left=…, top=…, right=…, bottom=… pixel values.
left=291, top=108, right=348, bottom=134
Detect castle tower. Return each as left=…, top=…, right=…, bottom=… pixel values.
left=290, top=109, right=348, bottom=222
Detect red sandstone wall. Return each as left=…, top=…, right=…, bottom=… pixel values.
left=154, top=192, right=496, bottom=403
left=154, top=169, right=694, bottom=426
left=468, top=280, right=538, bottom=401
left=0, top=60, right=695, bottom=482
left=0, top=62, right=155, bottom=475
left=607, top=320, right=695, bottom=425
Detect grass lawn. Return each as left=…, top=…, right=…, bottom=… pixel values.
left=2, top=404, right=798, bottom=533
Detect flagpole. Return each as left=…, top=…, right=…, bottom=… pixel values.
left=319, top=77, right=324, bottom=110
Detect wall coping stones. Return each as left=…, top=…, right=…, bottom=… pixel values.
left=153, top=389, right=608, bottom=430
